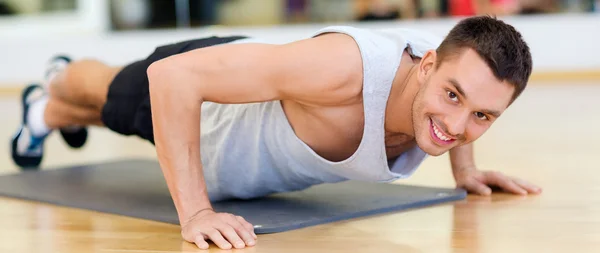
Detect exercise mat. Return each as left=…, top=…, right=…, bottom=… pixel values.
left=0, top=159, right=466, bottom=233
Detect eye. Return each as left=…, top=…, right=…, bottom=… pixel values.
left=447, top=90, right=458, bottom=102
left=475, top=112, right=488, bottom=120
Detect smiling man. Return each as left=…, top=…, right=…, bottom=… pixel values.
left=11, top=16, right=541, bottom=250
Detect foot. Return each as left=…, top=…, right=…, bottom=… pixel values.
left=46, top=55, right=89, bottom=149
left=11, top=84, right=49, bottom=169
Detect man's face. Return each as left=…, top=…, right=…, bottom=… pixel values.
left=412, top=48, right=515, bottom=156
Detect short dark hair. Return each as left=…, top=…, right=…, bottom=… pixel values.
left=436, top=16, right=532, bottom=103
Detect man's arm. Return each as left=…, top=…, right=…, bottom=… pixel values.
left=449, top=143, right=476, bottom=172
left=147, top=33, right=362, bottom=250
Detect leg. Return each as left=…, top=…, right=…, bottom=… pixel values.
left=46, top=58, right=122, bottom=148
left=45, top=36, right=249, bottom=142
left=47, top=59, right=122, bottom=111
left=11, top=35, right=248, bottom=168
left=11, top=57, right=122, bottom=169
left=44, top=97, right=105, bottom=129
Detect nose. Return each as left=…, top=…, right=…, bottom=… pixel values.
left=446, top=112, right=469, bottom=138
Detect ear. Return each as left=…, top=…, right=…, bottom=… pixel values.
left=418, top=50, right=437, bottom=84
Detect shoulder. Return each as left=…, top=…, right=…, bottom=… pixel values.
left=272, top=31, right=365, bottom=106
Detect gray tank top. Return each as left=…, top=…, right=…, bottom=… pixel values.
left=199, top=26, right=442, bottom=201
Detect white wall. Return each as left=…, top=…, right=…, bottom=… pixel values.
left=1, top=12, right=599, bottom=86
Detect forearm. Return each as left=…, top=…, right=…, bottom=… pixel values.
left=449, top=143, right=476, bottom=173
left=148, top=61, right=211, bottom=225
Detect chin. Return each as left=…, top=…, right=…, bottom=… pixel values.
left=416, top=141, right=448, bottom=156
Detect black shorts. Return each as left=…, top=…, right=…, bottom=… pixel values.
left=100, top=36, right=247, bottom=144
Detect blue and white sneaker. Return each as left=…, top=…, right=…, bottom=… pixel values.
left=47, top=55, right=88, bottom=149
left=11, top=84, right=48, bottom=169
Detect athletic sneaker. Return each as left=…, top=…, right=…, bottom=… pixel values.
left=46, top=55, right=88, bottom=149
left=11, top=84, right=49, bottom=169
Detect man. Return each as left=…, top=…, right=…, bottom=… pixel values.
left=11, top=16, right=542, bottom=250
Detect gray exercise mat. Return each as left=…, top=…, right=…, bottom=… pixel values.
left=0, top=159, right=466, bottom=233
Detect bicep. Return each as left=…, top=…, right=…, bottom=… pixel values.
left=149, top=33, right=364, bottom=106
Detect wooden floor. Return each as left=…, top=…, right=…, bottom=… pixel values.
left=0, top=81, right=599, bottom=253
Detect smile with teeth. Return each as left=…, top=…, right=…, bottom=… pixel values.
left=432, top=121, right=454, bottom=141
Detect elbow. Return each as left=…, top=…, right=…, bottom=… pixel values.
left=146, top=58, right=204, bottom=103
left=147, top=59, right=181, bottom=98
left=147, top=59, right=170, bottom=93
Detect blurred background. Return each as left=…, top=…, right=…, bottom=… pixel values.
left=0, top=0, right=597, bottom=29
left=0, top=0, right=598, bottom=30
left=0, top=0, right=598, bottom=87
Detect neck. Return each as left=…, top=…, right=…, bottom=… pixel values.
left=385, top=61, right=420, bottom=136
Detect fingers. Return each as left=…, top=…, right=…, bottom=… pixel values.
left=208, top=214, right=258, bottom=250
left=218, top=224, right=250, bottom=249
left=183, top=212, right=257, bottom=250
left=512, top=177, right=543, bottom=194
left=207, top=229, right=233, bottom=249
left=227, top=215, right=256, bottom=247
left=193, top=235, right=210, bottom=250
left=486, top=172, right=527, bottom=195
left=230, top=217, right=257, bottom=245
left=462, top=178, right=492, bottom=196
left=237, top=215, right=258, bottom=239
left=211, top=214, right=256, bottom=249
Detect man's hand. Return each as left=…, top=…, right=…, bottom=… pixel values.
left=453, top=167, right=542, bottom=196
left=181, top=209, right=257, bottom=250
left=449, top=143, right=541, bottom=196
